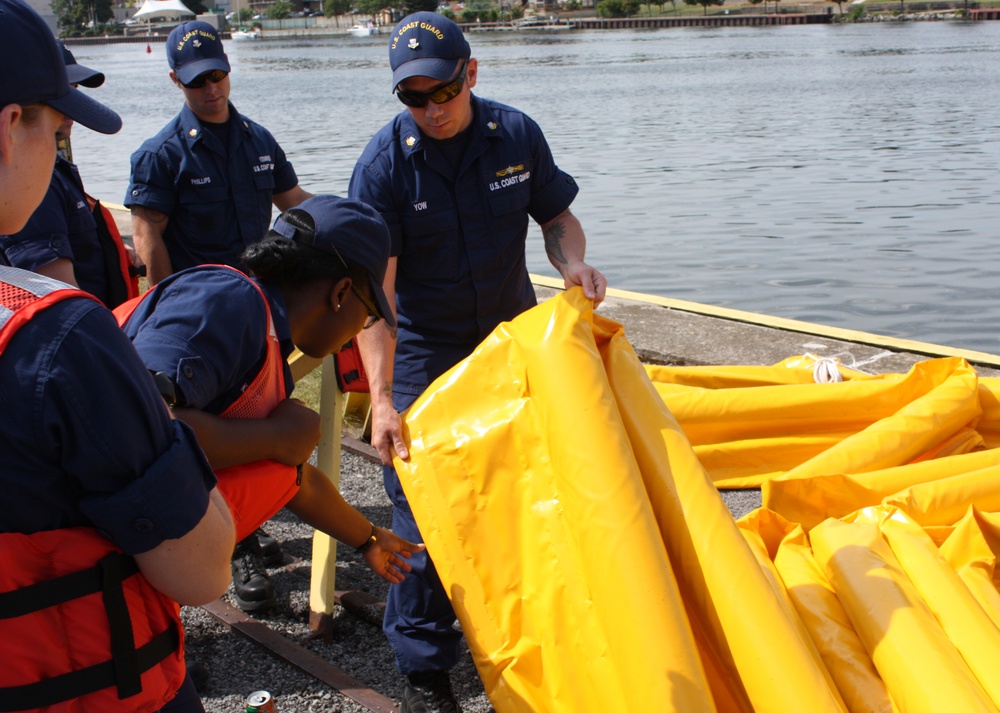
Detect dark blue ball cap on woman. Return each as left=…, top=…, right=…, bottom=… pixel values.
left=388, top=11, right=471, bottom=90
left=271, top=195, right=397, bottom=331
left=0, top=0, right=120, bottom=134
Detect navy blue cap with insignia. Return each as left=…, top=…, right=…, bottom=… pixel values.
left=167, top=21, right=231, bottom=86
left=388, top=11, right=470, bottom=91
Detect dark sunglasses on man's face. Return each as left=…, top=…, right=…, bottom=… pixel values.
left=183, top=69, right=228, bottom=89
left=395, top=61, right=468, bottom=108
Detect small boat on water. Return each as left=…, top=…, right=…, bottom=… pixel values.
left=231, top=27, right=259, bottom=39
left=347, top=22, right=379, bottom=37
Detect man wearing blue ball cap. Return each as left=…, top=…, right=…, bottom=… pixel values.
left=125, top=20, right=315, bottom=611
left=125, top=20, right=313, bottom=286
left=350, top=10, right=607, bottom=712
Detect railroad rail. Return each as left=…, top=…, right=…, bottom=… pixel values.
left=201, top=597, right=397, bottom=713
left=198, top=434, right=394, bottom=711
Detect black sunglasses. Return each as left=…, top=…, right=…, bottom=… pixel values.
left=325, top=243, right=386, bottom=332
left=395, top=61, right=468, bottom=108
left=183, top=69, right=228, bottom=89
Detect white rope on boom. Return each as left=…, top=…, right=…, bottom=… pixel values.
left=803, top=350, right=894, bottom=383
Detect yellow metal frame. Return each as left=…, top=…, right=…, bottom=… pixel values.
left=287, top=352, right=343, bottom=623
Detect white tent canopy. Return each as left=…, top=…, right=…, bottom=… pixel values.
left=132, top=0, right=195, bottom=20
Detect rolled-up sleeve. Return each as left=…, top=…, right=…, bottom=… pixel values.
left=32, top=301, right=217, bottom=552
left=271, top=142, right=299, bottom=195
left=123, top=270, right=269, bottom=411
left=79, top=419, right=216, bottom=554
left=125, top=148, right=178, bottom=215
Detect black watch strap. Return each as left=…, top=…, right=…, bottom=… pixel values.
left=150, top=371, right=178, bottom=407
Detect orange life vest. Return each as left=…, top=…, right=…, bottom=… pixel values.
left=86, top=195, right=140, bottom=310
left=0, top=270, right=185, bottom=712
left=115, top=266, right=300, bottom=542
left=335, top=338, right=370, bottom=393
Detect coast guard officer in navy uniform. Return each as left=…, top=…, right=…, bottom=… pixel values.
left=125, top=20, right=313, bottom=286
left=125, top=20, right=313, bottom=610
left=0, top=2, right=235, bottom=710
left=349, top=12, right=606, bottom=712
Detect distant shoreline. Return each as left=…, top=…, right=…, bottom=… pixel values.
left=61, top=6, right=997, bottom=44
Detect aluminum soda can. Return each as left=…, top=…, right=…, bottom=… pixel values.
left=245, top=690, right=276, bottom=713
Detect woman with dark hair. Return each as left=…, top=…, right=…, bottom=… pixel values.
left=118, top=195, right=422, bottom=611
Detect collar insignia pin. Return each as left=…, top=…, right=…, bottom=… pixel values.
left=487, top=121, right=497, bottom=130
left=189, top=128, right=198, bottom=137
left=407, top=38, right=419, bottom=50
left=406, top=135, right=416, bottom=147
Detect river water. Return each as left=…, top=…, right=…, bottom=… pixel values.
left=69, top=21, right=1000, bottom=353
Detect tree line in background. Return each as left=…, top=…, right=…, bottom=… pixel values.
left=52, top=0, right=432, bottom=34
left=54, top=0, right=525, bottom=33
left=53, top=0, right=972, bottom=35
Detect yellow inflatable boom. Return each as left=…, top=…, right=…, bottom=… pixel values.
left=393, top=289, right=1000, bottom=712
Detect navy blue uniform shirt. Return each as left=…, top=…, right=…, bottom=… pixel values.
left=121, top=266, right=294, bottom=414
left=125, top=102, right=298, bottom=273
left=0, top=269, right=217, bottom=552
left=0, top=157, right=115, bottom=306
left=349, top=94, right=579, bottom=400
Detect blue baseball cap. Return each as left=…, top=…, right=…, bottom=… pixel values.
left=0, top=0, right=120, bottom=134
left=388, top=11, right=470, bottom=90
left=272, top=196, right=396, bottom=331
left=61, top=42, right=104, bottom=88
left=167, top=21, right=231, bottom=86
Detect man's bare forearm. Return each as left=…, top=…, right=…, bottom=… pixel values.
left=542, top=209, right=587, bottom=275
left=130, top=206, right=173, bottom=285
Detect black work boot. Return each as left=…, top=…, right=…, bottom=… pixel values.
left=256, top=527, right=284, bottom=567
left=230, top=534, right=277, bottom=612
left=401, top=671, right=461, bottom=713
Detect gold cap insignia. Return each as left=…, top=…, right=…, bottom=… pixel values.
left=408, top=38, right=419, bottom=50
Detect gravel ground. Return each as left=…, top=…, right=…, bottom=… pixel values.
left=185, top=450, right=760, bottom=712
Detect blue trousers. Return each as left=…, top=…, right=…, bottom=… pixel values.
left=383, top=463, right=463, bottom=675
left=158, top=672, right=204, bottom=713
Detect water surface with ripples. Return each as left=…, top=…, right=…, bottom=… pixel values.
left=70, top=22, right=1000, bottom=352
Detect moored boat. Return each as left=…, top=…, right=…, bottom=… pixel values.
left=346, top=22, right=379, bottom=36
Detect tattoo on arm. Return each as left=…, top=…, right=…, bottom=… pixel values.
left=381, top=382, right=392, bottom=398
left=543, top=221, right=567, bottom=265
